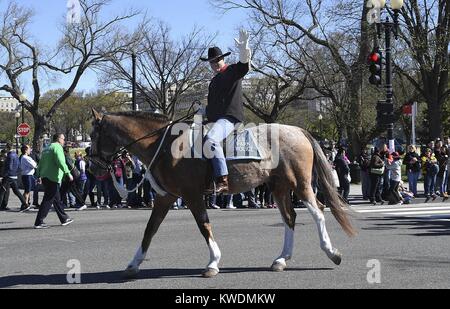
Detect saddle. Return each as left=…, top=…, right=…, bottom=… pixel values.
left=188, top=123, right=263, bottom=161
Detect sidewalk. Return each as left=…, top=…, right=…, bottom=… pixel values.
left=1, top=183, right=448, bottom=212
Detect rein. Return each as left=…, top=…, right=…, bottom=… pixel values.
left=92, top=106, right=200, bottom=198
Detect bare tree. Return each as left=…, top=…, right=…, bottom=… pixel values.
left=243, top=27, right=309, bottom=123
left=100, top=20, right=214, bottom=118
left=0, top=0, right=140, bottom=151
left=396, top=0, right=450, bottom=139
left=211, top=0, right=373, bottom=156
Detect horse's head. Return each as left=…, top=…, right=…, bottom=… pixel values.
left=89, top=108, right=122, bottom=176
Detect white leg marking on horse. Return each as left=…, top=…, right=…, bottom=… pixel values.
left=207, top=239, right=221, bottom=272
left=128, top=246, right=147, bottom=270
left=275, top=223, right=294, bottom=266
left=303, top=201, right=335, bottom=257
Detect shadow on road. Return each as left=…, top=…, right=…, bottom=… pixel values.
left=362, top=216, right=450, bottom=236
left=0, top=266, right=333, bottom=288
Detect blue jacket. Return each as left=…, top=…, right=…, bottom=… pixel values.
left=5, top=151, right=21, bottom=177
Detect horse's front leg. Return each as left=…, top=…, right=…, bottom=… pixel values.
left=188, top=196, right=222, bottom=278
left=123, top=194, right=177, bottom=278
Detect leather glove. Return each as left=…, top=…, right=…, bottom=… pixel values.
left=234, top=29, right=252, bottom=65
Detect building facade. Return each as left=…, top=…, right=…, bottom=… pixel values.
left=0, top=96, right=19, bottom=113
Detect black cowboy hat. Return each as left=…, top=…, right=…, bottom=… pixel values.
left=200, top=47, right=231, bottom=62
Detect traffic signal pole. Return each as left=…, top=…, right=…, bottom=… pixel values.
left=384, top=20, right=395, bottom=153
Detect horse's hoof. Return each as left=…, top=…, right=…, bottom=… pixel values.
left=330, top=250, right=342, bottom=266
left=122, top=267, right=140, bottom=279
left=271, top=261, right=286, bottom=272
left=202, top=268, right=219, bottom=278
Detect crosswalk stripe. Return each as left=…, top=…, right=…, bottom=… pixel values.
left=357, top=206, right=450, bottom=214
left=384, top=210, right=450, bottom=216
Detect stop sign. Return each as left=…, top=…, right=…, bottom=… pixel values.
left=17, top=123, right=31, bottom=137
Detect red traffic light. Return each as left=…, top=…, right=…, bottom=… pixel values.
left=369, top=52, right=381, bottom=63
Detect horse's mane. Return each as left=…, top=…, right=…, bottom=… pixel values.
left=108, top=111, right=170, bottom=124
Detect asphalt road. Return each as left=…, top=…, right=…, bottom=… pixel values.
left=1, top=192, right=449, bottom=289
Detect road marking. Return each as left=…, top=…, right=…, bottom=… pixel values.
left=55, top=238, right=76, bottom=243
left=357, top=206, right=450, bottom=213
left=384, top=210, right=450, bottom=216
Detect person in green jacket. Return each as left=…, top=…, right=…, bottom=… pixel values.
left=34, top=133, right=74, bottom=229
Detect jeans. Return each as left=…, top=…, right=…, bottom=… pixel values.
left=407, top=171, right=420, bottom=196
left=424, top=165, right=439, bottom=196
left=143, top=179, right=155, bottom=205
left=204, top=117, right=237, bottom=178
left=369, top=174, right=383, bottom=203
left=360, top=170, right=371, bottom=199
left=108, top=176, right=123, bottom=206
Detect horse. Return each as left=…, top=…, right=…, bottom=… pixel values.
left=88, top=109, right=356, bottom=278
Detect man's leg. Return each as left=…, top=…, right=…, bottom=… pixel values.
left=205, top=118, right=236, bottom=177
left=35, top=179, right=58, bottom=226
left=52, top=183, right=70, bottom=224
left=10, top=179, right=27, bottom=206
left=32, top=176, right=40, bottom=206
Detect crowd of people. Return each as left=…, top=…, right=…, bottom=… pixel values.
left=2, top=136, right=450, bottom=221
left=326, top=137, right=450, bottom=206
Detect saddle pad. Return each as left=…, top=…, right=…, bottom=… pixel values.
left=189, top=124, right=263, bottom=161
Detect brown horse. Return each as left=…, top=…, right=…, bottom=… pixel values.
left=89, top=109, right=355, bottom=278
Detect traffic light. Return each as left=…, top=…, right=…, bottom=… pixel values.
left=376, top=100, right=395, bottom=127
left=368, top=49, right=382, bottom=86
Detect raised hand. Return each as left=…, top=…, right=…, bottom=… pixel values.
left=234, top=30, right=251, bottom=65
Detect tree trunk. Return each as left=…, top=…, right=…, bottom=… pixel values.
left=32, top=113, right=47, bottom=153
left=428, top=98, right=443, bottom=139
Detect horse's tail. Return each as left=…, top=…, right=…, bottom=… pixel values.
left=302, top=130, right=357, bottom=237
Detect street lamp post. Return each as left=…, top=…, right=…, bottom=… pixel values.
left=14, top=111, right=20, bottom=154
left=132, top=52, right=137, bottom=111
left=318, top=114, right=323, bottom=138
left=374, top=0, right=404, bottom=153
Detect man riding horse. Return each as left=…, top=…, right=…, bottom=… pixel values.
left=201, top=30, right=252, bottom=195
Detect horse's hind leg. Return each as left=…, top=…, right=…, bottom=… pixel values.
left=296, top=186, right=342, bottom=266
left=123, top=194, right=177, bottom=278
left=271, top=188, right=297, bottom=272
left=187, top=196, right=221, bottom=278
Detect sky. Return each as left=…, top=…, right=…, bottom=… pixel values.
left=0, top=0, right=248, bottom=96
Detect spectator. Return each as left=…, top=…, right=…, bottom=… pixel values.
left=109, top=156, right=125, bottom=208
left=422, top=148, right=439, bottom=200
left=380, top=144, right=391, bottom=201
left=0, top=149, right=8, bottom=209
left=399, top=182, right=414, bottom=204
left=142, top=168, right=155, bottom=209
left=82, top=147, right=98, bottom=208
left=369, top=148, right=385, bottom=205
left=0, top=143, right=29, bottom=211
left=334, top=148, right=350, bottom=203
left=385, top=152, right=403, bottom=205
left=34, top=134, right=74, bottom=229
left=357, top=149, right=372, bottom=200
left=74, top=151, right=88, bottom=210
left=20, top=145, right=38, bottom=208
left=60, top=147, right=84, bottom=209
left=29, top=148, right=41, bottom=207
left=127, top=154, right=144, bottom=208
left=404, top=145, right=421, bottom=197
left=435, top=145, right=448, bottom=197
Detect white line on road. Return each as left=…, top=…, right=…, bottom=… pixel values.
left=357, top=206, right=450, bottom=214
left=54, top=238, right=76, bottom=243
left=383, top=210, right=450, bottom=216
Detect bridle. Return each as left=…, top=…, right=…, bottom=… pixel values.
left=89, top=106, right=200, bottom=172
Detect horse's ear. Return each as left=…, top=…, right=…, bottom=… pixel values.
left=92, top=108, right=103, bottom=122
